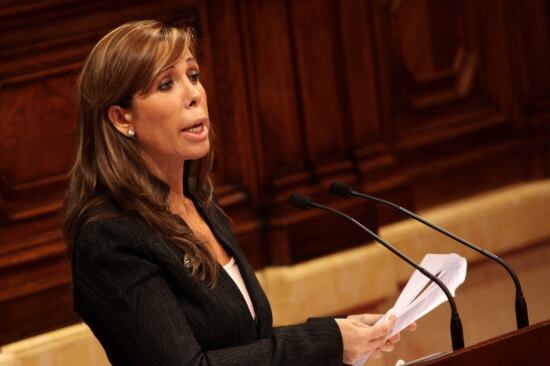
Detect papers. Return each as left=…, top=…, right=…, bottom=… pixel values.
left=353, top=253, right=467, bottom=366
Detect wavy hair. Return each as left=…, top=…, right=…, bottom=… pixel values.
left=63, top=20, right=220, bottom=285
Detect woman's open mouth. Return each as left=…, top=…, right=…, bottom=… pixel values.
left=180, top=121, right=209, bottom=140
left=182, top=123, right=205, bottom=134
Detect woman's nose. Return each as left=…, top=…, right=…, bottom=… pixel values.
left=185, top=83, right=201, bottom=109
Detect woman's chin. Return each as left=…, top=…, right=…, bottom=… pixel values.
left=181, top=142, right=210, bottom=161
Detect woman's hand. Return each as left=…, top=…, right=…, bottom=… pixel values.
left=336, top=313, right=417, bottom=363
left=335, top=315, right=395, bottom=364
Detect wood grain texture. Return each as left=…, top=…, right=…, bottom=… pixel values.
left=0, top=0, right=204, bottom=346
left=238, top=0, right=306, bottom=185
left=1, top=0, right=549, bottom=346
left=288, top=0, right=348, bottom=164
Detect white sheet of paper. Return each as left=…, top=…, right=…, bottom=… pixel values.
left=353, top=253, right=467, bottom=366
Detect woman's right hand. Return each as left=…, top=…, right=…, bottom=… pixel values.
left=335, top=315, right=396, bottom=364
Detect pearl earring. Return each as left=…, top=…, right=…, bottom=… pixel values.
left=128, top=127, right=135, bottom=137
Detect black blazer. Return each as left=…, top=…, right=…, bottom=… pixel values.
left=71, top=191, right=343, bottom=365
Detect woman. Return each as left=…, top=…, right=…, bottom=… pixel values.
left=64, top=20, right=413, bottom=365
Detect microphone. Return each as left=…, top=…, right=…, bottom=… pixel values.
left=330, top=181, right=529, bottom=329
left=289, top=193, right=465, bottom=350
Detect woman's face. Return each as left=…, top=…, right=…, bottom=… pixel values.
left=128, top=49, right=210, bottom=167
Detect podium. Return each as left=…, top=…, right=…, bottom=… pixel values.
left=417, top=319, right=550, bottom=365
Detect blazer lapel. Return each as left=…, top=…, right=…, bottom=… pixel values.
left=191, top=193, right=273, bottom=336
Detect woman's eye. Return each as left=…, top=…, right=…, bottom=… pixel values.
left=188, top=70, right=200, bottom=83
left=158, top=79, right=173, bottom=91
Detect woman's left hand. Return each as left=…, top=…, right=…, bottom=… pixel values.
left=346, top=313, right=417, bottom=359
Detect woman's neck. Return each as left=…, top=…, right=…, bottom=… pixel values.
left=141, top=154, right=189, bottom=212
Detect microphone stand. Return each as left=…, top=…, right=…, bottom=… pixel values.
left=330, top=182, right=529, bottom=329
left=289, top=193, right=465, bottom=351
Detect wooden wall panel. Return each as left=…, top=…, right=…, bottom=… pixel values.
left=367, top=0, right=532, bottom=209
left=204, top=0, right=257, bottom=196
left=1, top=0, right=549, bottom=346
left=0, top=76, right=75, bottom=222
left=0, top=0, right=205, bottom=346
left=238, top=0, right=306, bottom=185
left=231, top=0, right=379, bottom=266
left=514, top=0, right=550, bottom=107
left=337, top=0, right=413, bottom=224
left=288, top=0, right=350, bottom=170
left=511, top=0, right=550, bottom=178
left=203, top=0, right=267, bottom=269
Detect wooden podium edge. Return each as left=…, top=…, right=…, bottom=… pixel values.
left=417, top=319, right=550, bottom=366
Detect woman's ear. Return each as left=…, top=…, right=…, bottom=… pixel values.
left=107, top=105, right=134, bottom=137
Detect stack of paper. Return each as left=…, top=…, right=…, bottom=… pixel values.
left=353, top=253, right=467, bottom=366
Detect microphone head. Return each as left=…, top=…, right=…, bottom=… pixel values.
left=288, top=192, right=313, bottom=209
left=330, top=181, right=353, bottom=198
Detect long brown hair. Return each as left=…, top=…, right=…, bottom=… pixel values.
left=63, top=20, right=219, bottom=285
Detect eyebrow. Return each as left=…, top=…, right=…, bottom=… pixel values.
left=155, top=56, right=196, bottom=82
left=159, top=56, right=196, bottom=72
left=157, top=65, right=174, bottom=75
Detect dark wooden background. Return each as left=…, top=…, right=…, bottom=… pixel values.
left=1, top=0, right=549, bottom=346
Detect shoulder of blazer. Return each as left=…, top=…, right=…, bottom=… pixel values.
left=75, top=210, right=183, bottom=268
left=73, top=194, right=234, bottom=277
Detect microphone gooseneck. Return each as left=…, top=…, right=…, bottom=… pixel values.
left=289, top=192, right=465, bottom=351
left=330, top=181, right=529, bottom=329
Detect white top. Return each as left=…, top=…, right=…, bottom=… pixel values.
left=223, top=257, right=256, bottom=319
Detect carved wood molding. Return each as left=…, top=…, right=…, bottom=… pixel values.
left=0, top=1, right=201, bottom=224
left=0, top=0, right=205, bottom=345
left=0, top=1, right=199, bottom=86
left=1, top=0, right=549, bottom=346
left=377, top=0, right=484, bottom=126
